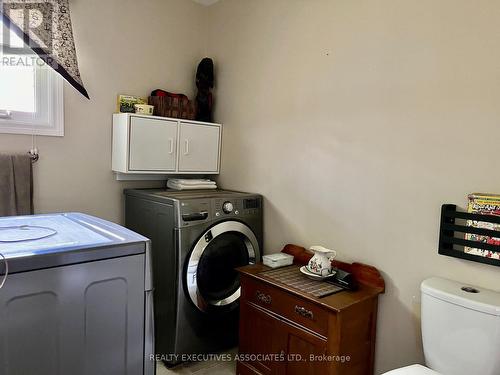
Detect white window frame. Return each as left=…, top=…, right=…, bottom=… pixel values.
left=0, top=66, right=64, bottom=137
left=0, top=27, right=64, bottom=137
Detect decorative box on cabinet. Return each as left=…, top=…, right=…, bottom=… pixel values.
left=112, top=113, right=222, bottom=178
left=237, top=245, right=385, bottom=375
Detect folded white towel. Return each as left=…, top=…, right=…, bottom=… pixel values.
left=168, top=178, right=216, bottom=186
left=167, top=181, right=218, bottom=190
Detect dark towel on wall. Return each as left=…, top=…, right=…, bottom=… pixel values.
left=0, top=154, right=33, bottom=216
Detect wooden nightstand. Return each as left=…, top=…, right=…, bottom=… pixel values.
left=236, top=245, right=384, bottom=375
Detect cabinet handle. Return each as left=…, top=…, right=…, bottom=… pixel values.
left=184, top=139, right=189, bottom=155
left=169, top=138, right=174, bottom=154
left=255, top=290, right=272, bottom=305
left=294, top=305, right=314, bottom=320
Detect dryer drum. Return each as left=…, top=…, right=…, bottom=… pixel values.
left=186, top=221, right=258, bottom=312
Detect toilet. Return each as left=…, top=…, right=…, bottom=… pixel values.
left=383, top=277, right=500, bottom=375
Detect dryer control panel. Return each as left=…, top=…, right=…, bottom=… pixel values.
left=214, top=197, right=261, bottom=218
left=242, top=198, right=261, bottom=215
left=179, top=195, right=261, bottom=226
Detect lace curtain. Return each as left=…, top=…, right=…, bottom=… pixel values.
left=1, top=0, right=89, bottom=98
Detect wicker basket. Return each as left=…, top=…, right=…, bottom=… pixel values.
left=148, top=96, right=196, bottom=120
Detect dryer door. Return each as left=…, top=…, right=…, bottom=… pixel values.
left=186, top=221, right=259, bottom=312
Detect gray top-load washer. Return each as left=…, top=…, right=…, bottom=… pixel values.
left=124, top=189, right=262, bottom=364
left=0, top=212, right=155, bottom=375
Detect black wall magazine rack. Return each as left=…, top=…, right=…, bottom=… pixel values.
left=439, top=204, right=500, bottom=267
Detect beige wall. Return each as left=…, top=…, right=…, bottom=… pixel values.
left=206, top=0, right=500, bottom=373
left=1, top=0, right=499, bottom=372
left=0, top=0, right=207, bottom=223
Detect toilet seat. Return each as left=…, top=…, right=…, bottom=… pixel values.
left=383, top=364, right=441, bottom=375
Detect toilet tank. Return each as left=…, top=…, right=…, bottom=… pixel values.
left=421, top=277, right=500, bottom=375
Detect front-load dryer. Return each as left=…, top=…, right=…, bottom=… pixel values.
left=124, top=189, right=262, bottom=364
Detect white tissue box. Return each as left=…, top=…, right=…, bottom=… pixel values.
left=262, top=253, right=294, bottom=268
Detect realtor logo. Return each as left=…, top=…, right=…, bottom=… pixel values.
left=1, top=1, right=53, bottom=55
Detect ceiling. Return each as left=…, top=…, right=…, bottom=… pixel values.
left=192, top=0, right=220, bottom=6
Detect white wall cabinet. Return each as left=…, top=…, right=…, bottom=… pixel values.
left=112, top=113, right=222, bottom=177
left=129, top=116, right=178, bottom=171
left=178, top=122, right=220, bottom=173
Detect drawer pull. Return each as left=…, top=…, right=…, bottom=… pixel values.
left=255, top=290, right=272, bottom=305
left=294, top=305, right=314, bottom=320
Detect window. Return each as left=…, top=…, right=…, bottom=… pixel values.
left=0, top=19, right=63, bottom=136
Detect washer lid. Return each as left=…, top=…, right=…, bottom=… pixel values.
left=0, top=213, right=148, bottom=266
left=421, top=277, right=500, bottom=316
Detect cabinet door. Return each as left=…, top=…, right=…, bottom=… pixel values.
left=239, top=301, right=328, bottom=375
left=276, top=320, right=328, bottom=375
left=0, top=255, right=145, bottom=375
left=238, top=302, right=283, bottom=375
left=129, top=116, right=177, bottom=171
left=178, top=122, right=220, bottom=173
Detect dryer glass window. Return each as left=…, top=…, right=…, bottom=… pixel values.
left=197, top=232, right=249, bottom=302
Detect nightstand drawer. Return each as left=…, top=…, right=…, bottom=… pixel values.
left=241, top=276, right=329, bottom=336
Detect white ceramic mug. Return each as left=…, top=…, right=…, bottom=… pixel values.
left=307, top=246, right=337, bottom=276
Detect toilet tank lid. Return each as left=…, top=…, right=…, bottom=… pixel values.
left=421, top=277, right=500, bottom=316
